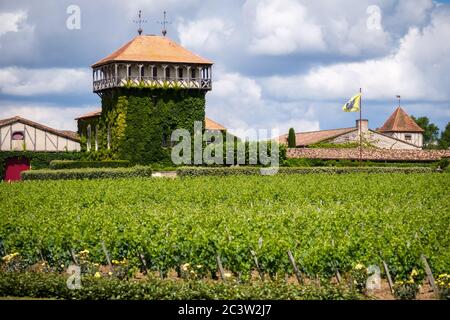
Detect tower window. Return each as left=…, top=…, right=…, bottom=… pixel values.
left=12, top=131, right=24, bottom=140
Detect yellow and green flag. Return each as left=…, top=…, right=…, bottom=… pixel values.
left=342, top=94, right=361, bottom=112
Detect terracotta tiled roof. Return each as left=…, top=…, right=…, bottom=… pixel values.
left=76, top=110, right=225, bottom=131
left=205, top=117, right=226, bottom=131
left=75, top=110, right=102, bottom=120
left=378, top=107, right=424, bottom=133
left=92, top=35, right=213, bottom=67
left=0, top=116, right=80, bottom=142
left=276, top=127, right=357, bottom=147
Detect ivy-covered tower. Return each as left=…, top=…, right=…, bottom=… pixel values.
left=77, top=32, right=213, bottom=164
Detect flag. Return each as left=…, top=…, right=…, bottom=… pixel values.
left=342, top=94, right=361, bottom=112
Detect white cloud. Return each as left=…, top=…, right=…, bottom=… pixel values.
left=206, top=70, right=319, bottom=137
left=244, top=0, right=326, bottom=55
left=262, top=7, right=450, bottom=101
left=0, top=102, right=94, bottom=131
left=178, top=17, right=234, bottom=52
left=0, top=11, right=27, bottom=36
left=0, top=67, right=91, bottom=96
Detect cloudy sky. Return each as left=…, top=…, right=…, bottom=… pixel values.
left=0, top=0, right=449, bottom=136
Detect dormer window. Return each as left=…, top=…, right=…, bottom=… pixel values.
left=12, top=131, right=24, bottom=140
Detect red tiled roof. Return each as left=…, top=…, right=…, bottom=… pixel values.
left=378, top=107, right=424, bottom=133
left=276, top=127, right=357, bottom=147
left=92, top=35, right=213, bottom=68
left=75, top=110, right=102, bottom=120
left=0, top=116, right=80, bottom=142
left=205, top=117, right=226, bottom=131
left=76, top=110, right=226, bottom=131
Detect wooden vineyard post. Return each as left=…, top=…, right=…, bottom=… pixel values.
left=101, top=241, right=112, bottom=267
left=287, top=250, right=304, bottom=285
left=216, top=255, right=226, bottom=281
left=138, top=252, right=149, bottom=275
left=69, top=248, right=78, bottom=265
left=333, top=261, right=342, bottom=284
left=251, top=250, right=264, bottom=281
left=382, top=260, right=394, bottom=294
left=421, top=254, right=439, bottom=297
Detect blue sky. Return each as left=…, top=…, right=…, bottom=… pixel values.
left=0, top=0, right=449, bottom=136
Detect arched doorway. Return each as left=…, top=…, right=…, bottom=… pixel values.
left=4, top=157, right=30, bottom=181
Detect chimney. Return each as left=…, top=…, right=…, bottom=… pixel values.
left=356, top=119, right=369, bottom=132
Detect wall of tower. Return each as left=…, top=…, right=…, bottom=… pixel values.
left=78, top=88, right=206, bottom=164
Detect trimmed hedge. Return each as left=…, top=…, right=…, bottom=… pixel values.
left=49, top=160, right=130, bottom=170
left=177, top=166, right=434, bottom=177
left=0, top=151, right=82, bottom=180
left=21, top=166, right=152, bottom=181
left=0, top=272, right=362, bottom=300
left=284, top=158, right=436, bottom=168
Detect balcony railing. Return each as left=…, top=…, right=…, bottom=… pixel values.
left=93, top=76, right=212, bottom=92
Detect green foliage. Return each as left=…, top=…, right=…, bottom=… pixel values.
left=411, top=116, right=440, bottom=146
left=288, top=128, right=296, bottom=148
left=0, top=173, right=448, bottom=280
left=177, top=166, right=433, bottom=177
left=439, top=122, right=450, bottom=149
left=0, top=272, right=362, bottom=300
left=0, top=151, right=82, bottom=180
left=284, top=158, right=435, bottom=168
left=437, top=274, right=450, bottom=300
left=78, top=88, right=206, bottom=165
left=49, top=160, right=130, bottom=170
left=21, top=166, right=152, bottom=181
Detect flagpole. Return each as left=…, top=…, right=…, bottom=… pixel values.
left=359, top=88, right=362, bottom=166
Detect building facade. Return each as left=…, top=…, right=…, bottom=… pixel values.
left=0, top=116, right=80, bottom=152
left=77, top=33, right=213, bottom=163
left=277, top=107, right=424, bottom=150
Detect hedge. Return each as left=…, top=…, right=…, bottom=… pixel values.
left=177, top=166, right=434, bottom=177
left=0, top=272, right=362, bottom=300
left=0, top=151, right=82, bottom=180
left=284, top=158, right=436, bottom=168
left=21, top=166, right=152, bottom=181
left=49, top=160, right=130, bottom=170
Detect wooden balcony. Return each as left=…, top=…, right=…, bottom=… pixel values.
left=93, top=76, right=212, bottom=93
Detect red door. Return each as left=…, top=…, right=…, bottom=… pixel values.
left=4, top=157, right=30, bottom=182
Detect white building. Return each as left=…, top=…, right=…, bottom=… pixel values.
left=277, top=107, right=424, bottom=150
left=0, top=116, right=80, bottom=152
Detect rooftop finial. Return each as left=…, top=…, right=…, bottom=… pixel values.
left=158, top=11, right=172, bottom=37
left=134, top=10, right=147, bottom=35
left=396, top=95, right=401, bottom=107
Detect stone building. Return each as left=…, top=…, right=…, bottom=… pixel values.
left=277, top=107, right=424, bottom=150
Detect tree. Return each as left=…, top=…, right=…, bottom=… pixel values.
left=439, top=122, right=450, bottom=149
left=288, top=128, right=296, bottom=148
left=411, top=116, right=439, bottom=146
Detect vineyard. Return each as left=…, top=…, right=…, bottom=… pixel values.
left=0, top=173, right=449, bottom=292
